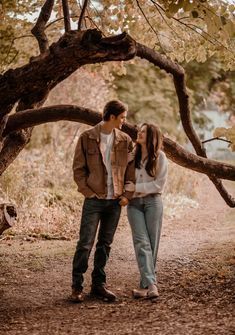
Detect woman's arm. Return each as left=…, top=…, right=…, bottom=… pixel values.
left=135, top=152, right=168, bottom=194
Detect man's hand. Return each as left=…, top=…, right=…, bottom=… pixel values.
left=124, top=181, right=135, bottom=192
left=119, top=196, right=129, bottom=206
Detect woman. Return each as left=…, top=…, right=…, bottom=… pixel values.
left=125, top=123, right=168, bottom=299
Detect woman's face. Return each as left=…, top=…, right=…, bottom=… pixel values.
left=136, top=125, right=147, bottom=145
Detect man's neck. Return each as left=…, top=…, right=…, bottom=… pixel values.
left=101, top=121, right=114, bottom=135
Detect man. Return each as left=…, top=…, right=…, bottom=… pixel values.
left=71, top=100, right=135, bottom=303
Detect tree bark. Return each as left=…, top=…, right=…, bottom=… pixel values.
left=0, top=204, right=17, bottom=236
left=31, top=0, right=55, bottom=54
left=62, top=0, right=71, bottom=32
left=0, top=30, right=136, bottom=119
left=0, top=30, right=136, bottom=174
left=3, top=104, right=235, bottom=182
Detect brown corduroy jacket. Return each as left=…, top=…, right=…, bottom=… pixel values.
left=73, top=123, right=135, bottom=200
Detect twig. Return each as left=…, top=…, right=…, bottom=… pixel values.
left=31, top=0, right=55, bottom=54
left=78, top=0, right=89, bottom=31
left=1, top=35, right=32, bottom=66
left=136, top=0, right=161, bottom=48
left=154, top=1, right=234, bottom=54
left=149, top=0, right=181, bottom=39
left=62, top=0, right=71, bottom=32
left=202, top=137, right=232, bottom=144
left=7, top=50, right=19, bottom=66
left=45, top=16, right=78, bottom=29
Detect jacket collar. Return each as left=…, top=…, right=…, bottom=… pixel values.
left=88, top=122, right=123, bottom=144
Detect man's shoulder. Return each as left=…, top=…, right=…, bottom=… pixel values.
left=116, top=129, right=132, bottom=142
left=79, top=124, right=98, bottom=138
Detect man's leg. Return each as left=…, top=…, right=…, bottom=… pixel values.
left=91, top=199, right=121, bottom=300
left=72, top=198, right=101, bottom=295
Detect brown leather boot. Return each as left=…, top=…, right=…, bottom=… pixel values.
left=90, top=285, right=116, bottom=302
left=70, top=288, right=84, bottom=303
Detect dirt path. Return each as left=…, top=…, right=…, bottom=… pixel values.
left=0, top=177, right=234, bottom=335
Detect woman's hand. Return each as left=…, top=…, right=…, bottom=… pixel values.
left=125, top=181, right=135, bottom=192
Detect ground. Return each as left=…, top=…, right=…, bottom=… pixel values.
left=0, top=177, right=234, bottom=335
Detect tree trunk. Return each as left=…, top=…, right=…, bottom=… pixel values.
left=0, top=204, right=17, bottom=236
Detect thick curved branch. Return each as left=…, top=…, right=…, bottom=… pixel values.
left=31, top=0, right=55, bottom=54
left=3, top=105, right=235, bottom=184
left=0, top=30, right=136, bottom=120
left=62, top=0, right=71, bottom=32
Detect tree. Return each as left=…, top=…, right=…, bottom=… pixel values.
left=0, top=0, right=235, bottom=233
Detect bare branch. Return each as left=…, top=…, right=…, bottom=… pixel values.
left=136, top=0, right=162, bottom=47
left=78, top=0, right=89, bottom=31
left=153, top=1, right=234, bottom=54
left=0, top=35, right=34, bottom=70
left=31, top=0, right=55, bottom=54
left=62, top=0, right=71, bottom=32
left=202, top=137, right=232, bottom=144
left=149, top=0, right=181, bottom=40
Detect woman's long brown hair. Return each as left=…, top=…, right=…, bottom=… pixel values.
left=135, top=123, right=163, bottom=177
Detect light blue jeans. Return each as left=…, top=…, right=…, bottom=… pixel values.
left=127, top=194, right=163, bottom=289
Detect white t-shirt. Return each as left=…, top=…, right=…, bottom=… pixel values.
left=100, top=131, right=114, bottom=199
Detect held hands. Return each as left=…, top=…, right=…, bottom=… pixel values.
left=124, top=181, right=135, bottom=192
left=119, top=196, right=129, bottom=206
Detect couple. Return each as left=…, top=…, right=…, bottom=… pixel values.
left=71, top=100, right=168, bottom=303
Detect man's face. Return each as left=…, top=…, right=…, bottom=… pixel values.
left=112, top=111, right=127, bottom=129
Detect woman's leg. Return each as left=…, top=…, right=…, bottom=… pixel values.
left=127, top=200, right=156, bottom=289
left=144, top=195, right=163, bottom=280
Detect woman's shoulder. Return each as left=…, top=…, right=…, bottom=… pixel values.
left=159, top=150, right=167, bottom=159
left=158, top=150, right=168, bottom=165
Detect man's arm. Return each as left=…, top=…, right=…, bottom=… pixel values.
left=73, top=134, right=96, bottom=198
left=122, top=138, right=136, bottom=200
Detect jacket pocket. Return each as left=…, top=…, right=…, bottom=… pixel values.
left=87, top=146, right=101, bottom=165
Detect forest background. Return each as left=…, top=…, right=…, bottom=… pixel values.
left=0, top=0, right=234, bottom=238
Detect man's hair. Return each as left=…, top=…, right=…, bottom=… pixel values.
left=103, top=100, right=127, bottom=121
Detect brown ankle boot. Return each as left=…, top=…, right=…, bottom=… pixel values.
left=70, top=288, right=84, bottom=303
left=90, top=285, right=116, bottom=302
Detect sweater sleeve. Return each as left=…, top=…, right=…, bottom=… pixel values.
left=135, top=152, right=168, bottom=194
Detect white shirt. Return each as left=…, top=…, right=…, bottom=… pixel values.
left=100, top=131, right=114, bottom=199
left=133, top=151, right=168, bottom=198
